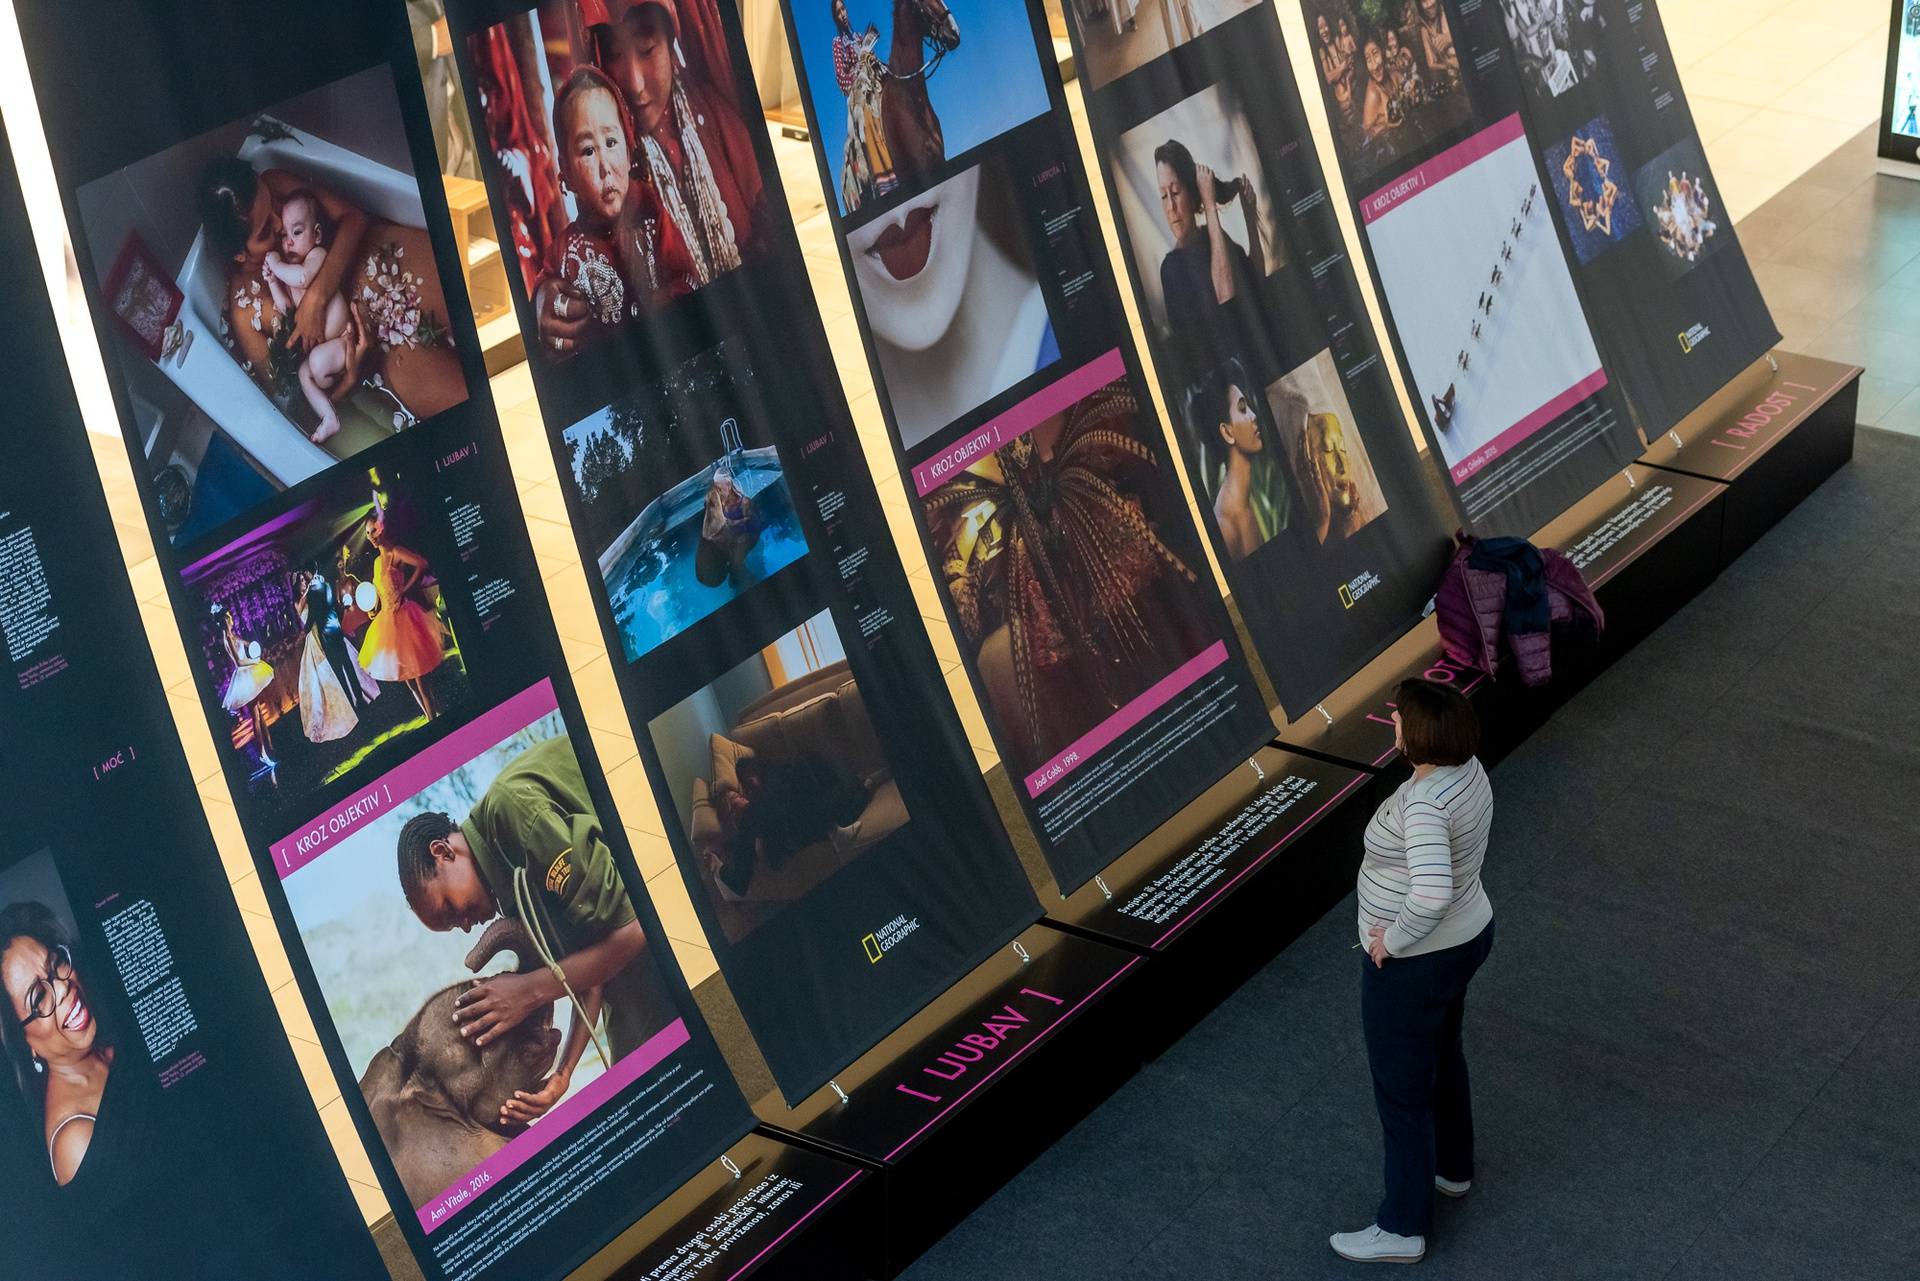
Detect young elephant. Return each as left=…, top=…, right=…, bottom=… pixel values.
left=360, top=920, right=560, bottom=1208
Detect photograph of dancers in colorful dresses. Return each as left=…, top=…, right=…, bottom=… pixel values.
left=183, top=463, right=472, bottom=813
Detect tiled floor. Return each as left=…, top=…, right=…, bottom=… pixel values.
left=46, top=0, right=1920, bottom=1238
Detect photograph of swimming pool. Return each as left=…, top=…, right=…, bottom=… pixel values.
left=562, top=339, right=811, bottom=664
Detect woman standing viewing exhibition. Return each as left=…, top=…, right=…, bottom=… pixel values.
left=1332, top=679, right=1494, bottom=1265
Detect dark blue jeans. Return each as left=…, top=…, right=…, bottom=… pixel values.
left=1360, top=918, right=1495, bottom=1237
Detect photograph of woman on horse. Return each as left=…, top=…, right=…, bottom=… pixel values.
left=796, top=0, right=1054, bottom=217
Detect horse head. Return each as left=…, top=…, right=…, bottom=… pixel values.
left=897, top=0, right=960, bottom=56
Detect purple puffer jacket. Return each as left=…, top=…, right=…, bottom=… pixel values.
left=1433, top=533, right=1604, bottom=686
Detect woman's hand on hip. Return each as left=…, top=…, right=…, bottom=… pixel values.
left=1368, top=925, right=1389, bottom=967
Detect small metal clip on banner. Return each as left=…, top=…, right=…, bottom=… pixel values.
left=1094, top=875, right=1114, bottom=902
left=828, top=1080, right=851, bottom=1107
left=1315, top=703, right=1335, bottom=727
left=1249, top=756, right=1266, bottom=782
left=721, top=1154, right=743, bottom=1180
left=1013, top=940, right=1032, bottom=965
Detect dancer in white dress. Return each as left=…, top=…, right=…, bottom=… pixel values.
left=294, top=572, right=380, bottom=743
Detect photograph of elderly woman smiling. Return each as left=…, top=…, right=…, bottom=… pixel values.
left=0, top=857, right=113, bottom=1191
left=75, top=66, right=469, bottom=549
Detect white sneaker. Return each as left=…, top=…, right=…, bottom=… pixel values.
left=1435, top=1175, right=1471, bottom=1198
left=1329, top=1224, right=1426, bottom=1263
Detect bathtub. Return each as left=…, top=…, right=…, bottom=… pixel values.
left=167, top=121, right=428, bottom=488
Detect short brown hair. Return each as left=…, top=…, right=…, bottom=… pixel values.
left=1394, top=678, right=1479, bottom=766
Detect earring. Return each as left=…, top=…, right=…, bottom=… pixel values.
left=31, top=1055, right=44, bottom=1074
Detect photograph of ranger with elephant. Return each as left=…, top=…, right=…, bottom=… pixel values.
left=278, top=684, right=685, bottom=1217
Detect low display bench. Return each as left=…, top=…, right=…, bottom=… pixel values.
left=598, top=1136, right=869, bottom=1281
left=1273, top=620, right=1492, bottom=774
left=366, top=1133, right=869, bottom=1281
left=1038, top=744, right=1372, bottom=1055
left=1637, top=351, right=1861, bottom=566
left=738, top=925, right=1141, bottom=1277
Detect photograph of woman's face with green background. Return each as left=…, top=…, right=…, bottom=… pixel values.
left=0, top=852, right=114, bottom=1189
left=74, top=65, right=469, bottom=548
left=1185, top=355, right=1296, bottom=563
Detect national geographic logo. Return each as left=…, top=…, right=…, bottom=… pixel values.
left=1678, top=322, right=1712, bottom=353
left=1340, top=570, right=1383, bottom=610
left=861, top=914, right=921, bottom=963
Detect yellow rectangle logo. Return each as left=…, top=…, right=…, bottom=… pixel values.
left=862, top=934, right=882, bottom=963
left=1338, top=583, right=1355, bottom=609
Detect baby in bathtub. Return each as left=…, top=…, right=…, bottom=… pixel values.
left=262, top=188, right=353, bottom=443
left=546, top=66, right=635, bottom=331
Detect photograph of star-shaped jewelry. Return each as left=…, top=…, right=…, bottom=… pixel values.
left=1561, top=133, right=1619, bottom=236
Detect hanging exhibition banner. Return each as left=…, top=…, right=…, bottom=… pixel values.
left=444, top=0, right=1042, bottom=1103
left=0, top=125, right=387, bottom=1280
left=779, top=0, right=1278, bottom=892
left=1476, top=0, right=1778, bottom=434
left=15, top=1, right=761, bottom=1276
left=1880, top=0, right=1920, bottom=170
left=1059, top=0, right=1453, bottom=719
left=1298, top=0, right=1642, bottom=536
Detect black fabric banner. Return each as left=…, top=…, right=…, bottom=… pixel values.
left=15, top=2, right=757, bottom=1276
left=1882, top=1, right=1920, bottom=166
left=442, top=0, right=1040, bottom=1104
left=1298, top=0, right=1643, bottom=536
left=1475, top=0, right=1779, bottom=435
left=1059, top=0, right=1454, bottom=719
left=779, top=0, right=1278, bottom=891
left=0, top=125, right=386, bottom=1280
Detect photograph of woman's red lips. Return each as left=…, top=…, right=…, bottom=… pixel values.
left=869, top=205, right=937, bottom=280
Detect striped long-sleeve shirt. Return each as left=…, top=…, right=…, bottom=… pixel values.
left=1357, top=758, right=1494, bottom=957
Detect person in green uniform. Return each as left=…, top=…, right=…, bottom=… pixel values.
left=397, top=736, right=661, bottom=1124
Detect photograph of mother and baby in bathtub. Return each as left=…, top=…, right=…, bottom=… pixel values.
left=74, top=64, right=471, bottom=549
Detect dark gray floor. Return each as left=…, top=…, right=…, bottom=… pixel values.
left=900, top=143, right=1920, bottom=1281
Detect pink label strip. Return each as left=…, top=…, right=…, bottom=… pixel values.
left=911, top=348, right=1128, bottom=497
left=1024, top=641, right=1230, bottom=799
left=1360, top=113, right=1528, bottom=224
left=1448, top=368, right=1611, bottom=484
left=416, top=1017, right=692, bottom=1233
left=271, top=680, right=560, bottom=879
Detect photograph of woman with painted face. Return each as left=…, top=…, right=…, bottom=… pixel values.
left=1269, top=348, right=1389, bottom=545
left=1, top=895, right=112, bottom=1189
left=847, top=157, right=1059, bottom=450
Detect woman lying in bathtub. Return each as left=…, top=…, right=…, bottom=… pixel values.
left=197, top=157, right=466, bottom=442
